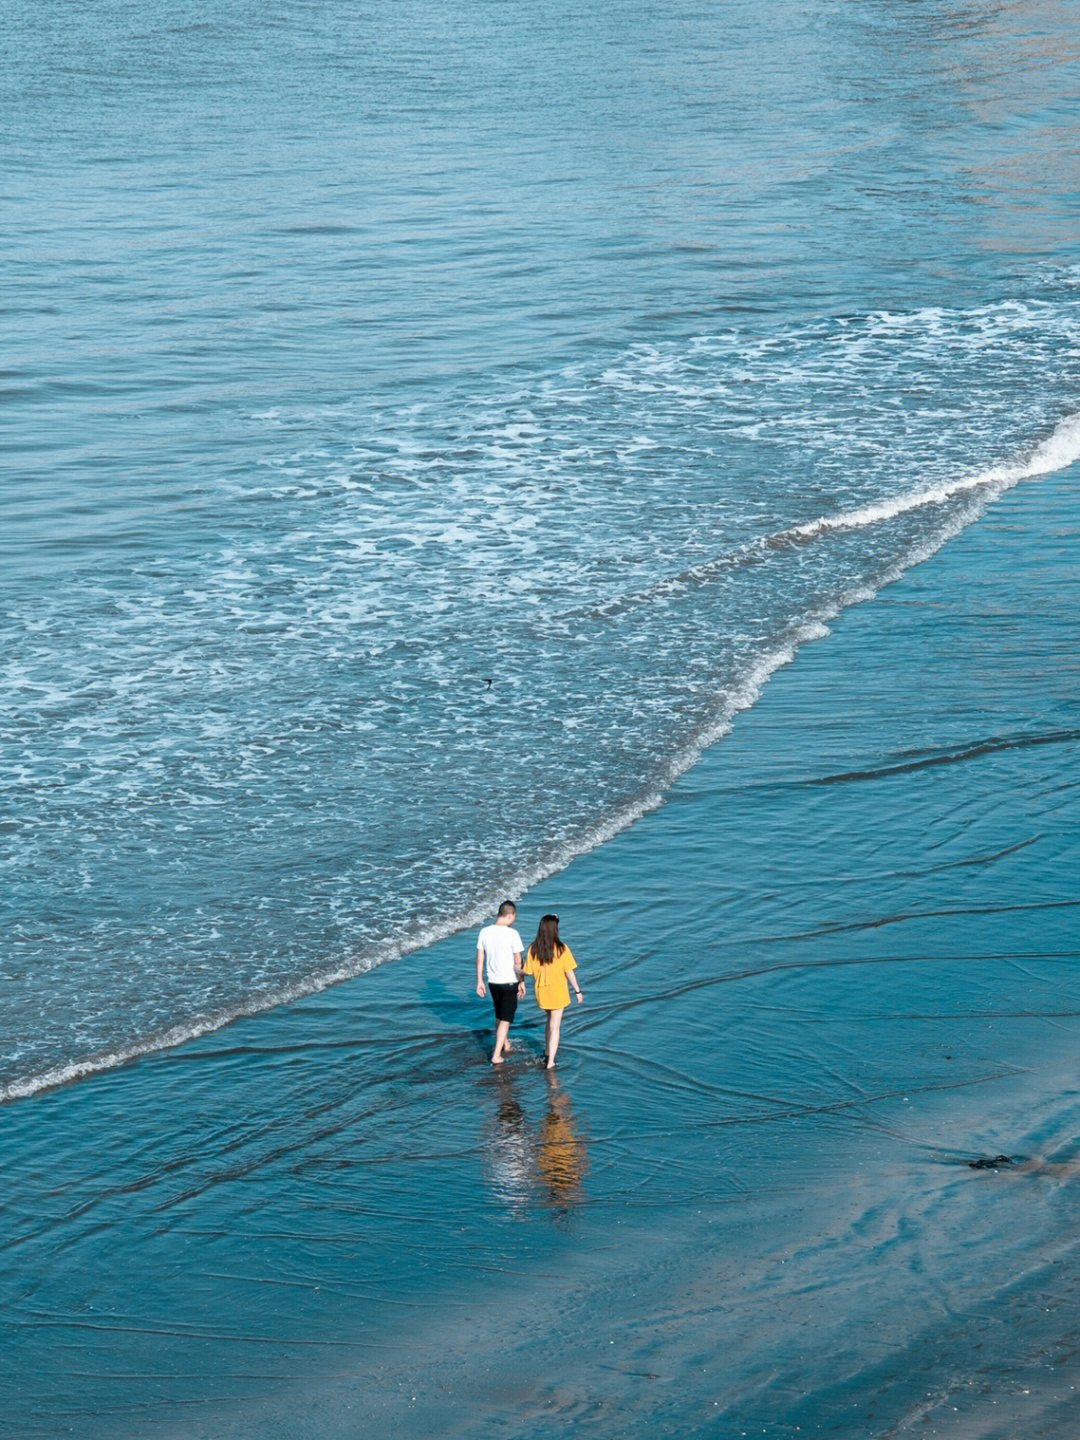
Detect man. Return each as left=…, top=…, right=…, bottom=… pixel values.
left=476, top=900, right=525, bottom=1065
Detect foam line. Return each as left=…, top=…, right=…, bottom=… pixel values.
left=792, top=409, right=1080, bottom=537
left=584, top=410, right=1080, bottom=621
left=5, top=411, right=1080, bottom=1104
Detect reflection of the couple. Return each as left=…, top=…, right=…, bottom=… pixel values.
left=485, top=1069, right=588, bottom=1214
left=535, top=1075, right=587, bottom=1209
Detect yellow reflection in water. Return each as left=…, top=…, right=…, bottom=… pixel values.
left=536, top=1075, right=588, bottom=1210
left=485, top=1069, right=588, bottom=1214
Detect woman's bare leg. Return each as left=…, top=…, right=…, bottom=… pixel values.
left=546, top=1008, right=565, bottom=1069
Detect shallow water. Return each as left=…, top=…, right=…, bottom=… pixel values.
left=4, top=451, right=1080, bottom=1438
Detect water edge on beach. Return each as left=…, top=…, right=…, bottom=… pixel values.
left=4, top=454, right=1080, bottom=1440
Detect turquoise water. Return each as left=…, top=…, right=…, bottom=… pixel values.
left=5, top=449, right=1080, bottom=1439
left=4, top=0, right=1080, bottom=1434
left=5, top=0, right=1080, bottom=1094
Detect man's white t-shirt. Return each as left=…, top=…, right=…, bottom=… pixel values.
left=478, top=924, right=524, bottom=985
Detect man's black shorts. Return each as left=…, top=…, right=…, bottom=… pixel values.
left=488, top=982, right=519, bottom=1023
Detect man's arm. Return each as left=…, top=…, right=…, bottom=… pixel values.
left=514, top=949, right=525, bottom=997
left=476, top=947, right=486, bottom=997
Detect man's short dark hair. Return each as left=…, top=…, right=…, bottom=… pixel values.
left=497, top=900, right=517, bottom=918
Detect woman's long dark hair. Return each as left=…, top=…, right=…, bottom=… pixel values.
left=531, top=914, right=565, bottom=966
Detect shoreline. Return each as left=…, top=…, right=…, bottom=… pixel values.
left=6, top=408, right=1080, bottom=1107
left=5, top=450, right=1080, bottom=1438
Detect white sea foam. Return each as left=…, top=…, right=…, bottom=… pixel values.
left=792, top=409, right=1080, bottom=539
left=7, top=410, right=1078, bottom=1104
left=582, top=410, right=1080, bottom=622
left=0, top=611, right=843, bottom=1106
left=7, top=286, right=1080, bottom=1106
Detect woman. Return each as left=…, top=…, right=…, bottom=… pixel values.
left=523, top=914, right=584, bottom=1069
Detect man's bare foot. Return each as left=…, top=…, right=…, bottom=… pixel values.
left=503, top=1040, right=513, bottom=1054
left=490, top=1055, right=505, bottom=1065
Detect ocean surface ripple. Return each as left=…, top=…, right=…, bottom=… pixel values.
left=4, top=0, right=1080, bottom=1100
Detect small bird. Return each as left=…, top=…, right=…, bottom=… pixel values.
left=484, top=677, right=493, bottom=689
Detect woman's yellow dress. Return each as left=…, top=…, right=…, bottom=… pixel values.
left=523, top=945, right=576, bottom=1011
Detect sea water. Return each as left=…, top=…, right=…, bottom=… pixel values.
left=4, top=0, right=1080, bottom=1097
left=4, top=1, right=1080, bottom=1434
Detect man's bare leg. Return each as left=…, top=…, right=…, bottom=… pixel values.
left=491, top=1019, right=511, bottom=1064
